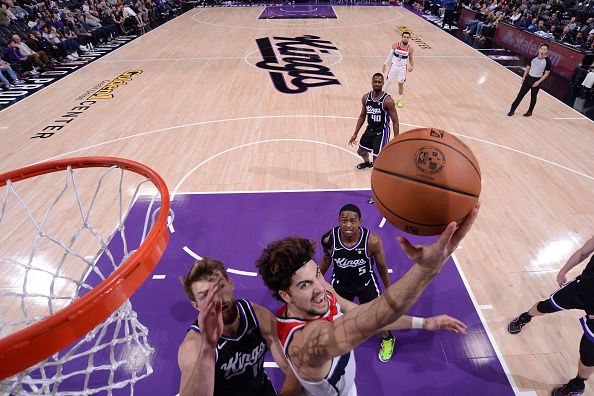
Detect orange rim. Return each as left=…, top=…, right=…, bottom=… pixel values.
left=0, top=157, right=170, bottom=380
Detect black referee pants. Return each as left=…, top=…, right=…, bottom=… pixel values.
left=510, top=75, right=541, bottom=113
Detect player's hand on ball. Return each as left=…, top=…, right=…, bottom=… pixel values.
left=349, top=134, right=358, bottom=146
left=397, top=203, right=480, bottom=275
left=423, top=315, right=468, bottom=335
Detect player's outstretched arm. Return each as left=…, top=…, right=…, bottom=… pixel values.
left=290, top=205, right=479, bottom=368
left=178, top=286, right=223, bottom=396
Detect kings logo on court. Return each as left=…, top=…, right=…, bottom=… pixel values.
left=255, top=35, right=341, bottom=94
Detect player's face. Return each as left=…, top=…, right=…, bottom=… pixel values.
left=372, top=76, right=384, bottom=92
left=191, top=274, right=239, bottom=325
left=285, top=260, right=328, bottom=319
left=402, top=33, right=410, bottom=44
left=339, top=210, right=361, bottom=239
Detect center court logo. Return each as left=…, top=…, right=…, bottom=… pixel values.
left=255, top=35, right=341, bottom=94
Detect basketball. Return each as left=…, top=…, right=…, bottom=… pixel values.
left=371, top=128, right=481, bottom=236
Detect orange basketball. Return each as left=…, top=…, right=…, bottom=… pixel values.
left=371, top=128, right=481, bottom=236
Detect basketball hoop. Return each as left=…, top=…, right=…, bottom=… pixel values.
left=0, top=157, right=170, bottom=394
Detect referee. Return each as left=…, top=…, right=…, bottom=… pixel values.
left=508, top=44, right=551, bottom=117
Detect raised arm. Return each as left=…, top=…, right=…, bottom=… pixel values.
left=349, top=94, right=367, bottom=146
left=289, top=205, right=479, bottom=369
left=252, top=304, right=304, bottom=396
left=384, top=95, right=400, bottom=137
left=178, top=287, right=223, bottom=396
left=557, top=236, right=594, bottom=286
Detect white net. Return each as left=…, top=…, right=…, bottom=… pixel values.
left=0, top=163, right=169, bottom=395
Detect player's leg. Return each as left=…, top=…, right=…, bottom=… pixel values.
left=508, top=278, right=580, bottom=334
left=357, top=132, right=374, bottom=169
left=396, top=68, right=406, bottom=108
left=367, top=134, right=385, bottom=204
left=384, top=73, right=394, bottom=96
left=358, top=277, right=396, bottom=362
left=552, top=318, right=594, bottom=396
left=524, top=85, right=541, bottom=117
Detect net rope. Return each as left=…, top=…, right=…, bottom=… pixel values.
left=0, top=165, right=167, bottom=395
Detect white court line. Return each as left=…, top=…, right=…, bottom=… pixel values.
left=30, top=115, right=592, bottom=182
left=182, top=245, right=256, bottom=276
left=264, top=361, right=279, bottom=368
left=227, top=268, right=258, bottom=277
left=183, top=246, right=203, bottom=260
left=553, top=117, right=588, bottom=120
left=379, top=217, right=386, bottom=228
left=387, top=268, right=393, bottom=274
left=0, top=126, right=8, bottom=129
left=452, top=254, right=520, bottom=396
left=171, top=138, right=362, bottom=198
left=517, top=391, right=537, bottom=396
left=173, top=187, right=370, bottom=195
left=152, top=274, right=166, bottom=280
left=168, top=216, right=175, bottom=233
left=478, top=304, right=493, bottom=310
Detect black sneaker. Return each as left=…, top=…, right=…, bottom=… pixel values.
left=523, top=112, right=532, bottom=117
left=552, top=380, right=585, bottom=395
left=507, top=316, right=529, bottom=334
left=507, top=110, right=514, bottom=116
left=368, top=197, right=375, bottom=205
left=357, top=162, right=373, bottom=170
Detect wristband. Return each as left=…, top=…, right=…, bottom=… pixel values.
left=412, top=316, right=424, bottom=329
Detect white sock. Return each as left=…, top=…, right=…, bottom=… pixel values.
left=398, top=94, right=403, bottom=101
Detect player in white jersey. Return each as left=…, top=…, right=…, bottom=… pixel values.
left=382, top=31, right=415, bottom=108
left=255, top=205, right=480, bottom=395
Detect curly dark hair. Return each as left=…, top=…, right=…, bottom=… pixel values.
left=255, top=236, right=316, bottom=301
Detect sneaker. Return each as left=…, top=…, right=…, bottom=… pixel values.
left=523, top=112, right=532, bottom=117
left=507, top=110, right=514, bottom=116
left=378, top=336, right=396, bottom=362
left=396, top=99, right=404, bottom=108
left=356, top=161, right=373, bottom=170
left=552, top=380, right=585, bottom=395
left=368, top=197, right=375, bottom=205
left=507, top=315, right=530, bottom=334
left=13, top=79, right=24, bottom=84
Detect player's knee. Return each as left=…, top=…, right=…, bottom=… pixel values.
left=580, top=335, right=594, bottom=367
left=536, top=300, right=557, bottom=314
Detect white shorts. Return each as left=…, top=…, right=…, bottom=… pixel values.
left=387, top=64, right=407, bottom=83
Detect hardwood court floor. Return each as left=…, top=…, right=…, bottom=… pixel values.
left=0, top=5, right=593, bottom=395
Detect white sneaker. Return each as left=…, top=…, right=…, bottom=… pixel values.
left=72, top=52, right=80, bottom=58
left=29, top=69, right=39, bottom=75
left=66, top=54, right=75, bottom=60
left=14, top=79, right=24, bottom=84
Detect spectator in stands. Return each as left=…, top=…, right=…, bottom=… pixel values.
left=567, top=16, right=578, bottom=32
left=517, top=14, right=530, bottom=29
left=509, top=7, right=522, bottom=24
left=527, top=17, right=539, bottom=32
left=27, top=31, right=60, bottom=61
left=441, top=0, right=457, bottom=30
left=579, top=18, right=594, bottom=36
left=5, top=40, right=39, bottom=75
left=0, top=3, right=12, bottom=25
left=575, top=31, right=586, bottom=47
left=581, top=62, right=594, bottom=97
left=6, top=0, right=27, bottom=19
left=558, top=26, right=575, bottom=45
left=0, top=55, right=23, bottom=89
left=11, top=34, right=51, bottom=70
left=585, top=33, right=594, bottom=50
